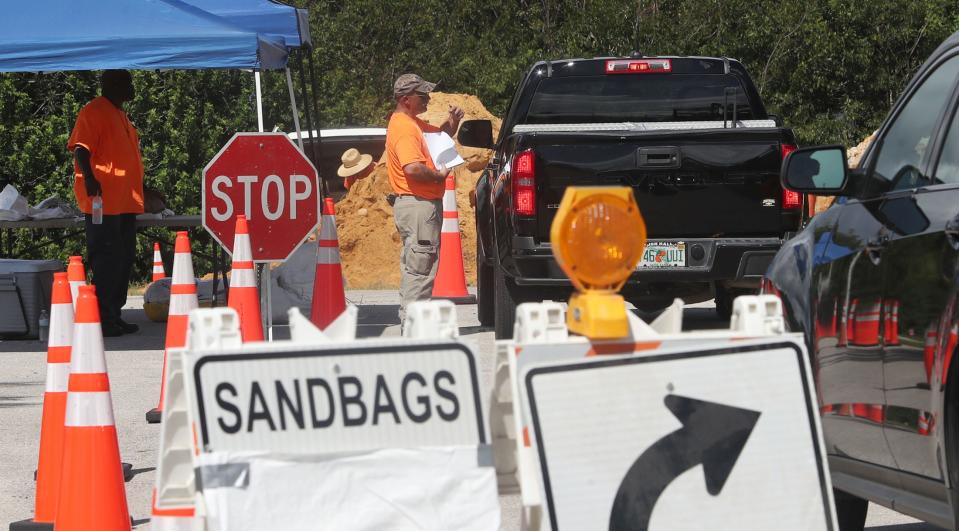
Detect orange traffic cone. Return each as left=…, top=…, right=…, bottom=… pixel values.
left=228, top=215, right=263, bottom=342
left=310, top=198, right=347, bottom=329
left=67, top=256, right=85, bottom=310
left=147, top=231, right=198, bottom=424
left=54, top=285, right=131, bottom=531
left=431, top=174, right=475, bottom=304
left=152, top=242, right=166, bottom=282
left=10, top=274, right=73, bottom=531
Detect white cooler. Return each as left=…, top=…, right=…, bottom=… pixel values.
left=0, top=259, right=63, bottom=338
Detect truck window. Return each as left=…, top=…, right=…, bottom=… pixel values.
left=523, top=74, right=755, bottom=124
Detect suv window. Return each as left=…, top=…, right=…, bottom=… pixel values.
left=935, top=97, right=959, bottom=185
left=524, top=74, right=754, bottom=124
left=868, top=55, right=959, bottom=194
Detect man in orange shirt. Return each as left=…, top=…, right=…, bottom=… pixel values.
left=68, top=70, right=145, bottom=336
left=386, top=73, right=463, bottom=322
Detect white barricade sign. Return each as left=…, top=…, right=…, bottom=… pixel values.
left=519, top=338, right=837, bottom=531
left=188, top=342, right=484, bottom=453
left=164, top=304, right=500, bottom=531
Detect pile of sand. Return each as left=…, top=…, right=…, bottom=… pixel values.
left=812, top=132, right=875, bottom=215
left=336, top=93, right=502, bottom=289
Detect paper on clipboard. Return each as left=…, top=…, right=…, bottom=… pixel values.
left=423, top=131, right=465, bottom=170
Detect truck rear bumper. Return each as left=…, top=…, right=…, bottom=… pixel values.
left=509, top=236, right=782, bottom=286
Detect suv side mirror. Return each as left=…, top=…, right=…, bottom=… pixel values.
left=458, top=119, right=494, bottom=149
left=782, top=145, right=848, bottom=194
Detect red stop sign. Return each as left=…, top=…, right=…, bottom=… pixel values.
left=202, top=133, right=319, bottom=262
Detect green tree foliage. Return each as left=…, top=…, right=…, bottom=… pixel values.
left=0, top=0, right=956, bottom=279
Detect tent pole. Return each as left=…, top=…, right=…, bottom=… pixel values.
left=286, top=67, right=304, bottom=152
left=295, top=51, right=321, bottom=200
left=306, top=51, right=329, bottom=198
left=254, top=70, right=265, bottom=133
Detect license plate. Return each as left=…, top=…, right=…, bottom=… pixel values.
left=637, top=242, right=686, bottom=268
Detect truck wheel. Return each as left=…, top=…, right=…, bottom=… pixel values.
left=493, top=263, right=520, bottom=340
left=833, top=489, right=867, bottom=531
left=477, top=238, right=494, bottom=327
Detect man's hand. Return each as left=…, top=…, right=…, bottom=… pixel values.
left=443, top=106, right=465, bottom=136
left=84, top=176, right=102, bottom=197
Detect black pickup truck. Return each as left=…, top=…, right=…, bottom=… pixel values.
left=458, top=54, right=802, bottom=338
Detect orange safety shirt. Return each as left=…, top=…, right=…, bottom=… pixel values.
left=386, top=112, right=444, bottom=200
left=67, top=96, right=145, bottom=215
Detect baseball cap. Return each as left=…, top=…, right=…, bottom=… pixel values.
left=393, top=73, right=437, bottom=98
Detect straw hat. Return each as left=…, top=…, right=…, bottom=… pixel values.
left=337, top=148, right=374, bottom=178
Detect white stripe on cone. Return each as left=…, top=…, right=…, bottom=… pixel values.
left=71, top=322, right=108, bottom=374
left=316, top=247, right=341, bottom=265
left=320, top=215, right=338, bottom=240
left=443, top=189, right=456, bottom=211
left=64, top=392, right=115, bottom=427
left=169, top=293, right=198, bottom=316
left=233, top=234, right=252, bottom=261
left=172, top=252, right=195, bottom=281
left=46, top=363, right=70, bottom=393
left=231, top=268, right=256, bottom=288
left=69, top=282, right=83, bottom=309
left=442, top=218, right=458, bottom=232
left=49, top=303, right=73, bottom=347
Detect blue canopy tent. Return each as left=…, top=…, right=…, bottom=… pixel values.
left=178, top=0, right=311, bottom=49
left=0, top=0, right=290, bottom=72
left=0, top=1, right=322, bottom=335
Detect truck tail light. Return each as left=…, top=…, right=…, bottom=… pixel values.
left=512, top=150, right=536, bottom=216
left=780, top=143, right=801, bottom=210
left=605, top=59, right=671, bottom=74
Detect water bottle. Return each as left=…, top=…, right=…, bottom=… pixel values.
left=92, top=196, right=103, bottom=225
left=38, top=309, right=49, bottom=343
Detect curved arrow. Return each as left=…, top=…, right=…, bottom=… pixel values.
left=608, top=394, right=760, bottom=531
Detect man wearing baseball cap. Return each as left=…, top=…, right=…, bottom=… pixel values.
left=386, top=73, right=464, bottom=322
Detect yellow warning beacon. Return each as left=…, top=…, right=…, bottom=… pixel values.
left=550, top=187, right=647, bottom=339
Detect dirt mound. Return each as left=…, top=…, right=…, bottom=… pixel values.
left=812, top=132, right=875, bottom=215
left=336, top=93, right=501, bottom=289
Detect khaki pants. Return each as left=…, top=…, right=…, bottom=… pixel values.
left=394, top=195, right=442, bottom=322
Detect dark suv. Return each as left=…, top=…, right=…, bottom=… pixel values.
left=765, top=30, right=959, bottom=530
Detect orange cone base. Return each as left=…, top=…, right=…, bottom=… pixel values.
left=229, top=288, right=264, bottom=342
left=147, top=347, right=171, bottom=425
left=9, top=518, right=53, bottom=531
left=56, top=427, right=131, bottom=531
left=310, top=267, right=347, bottom=330
left=431, top=294, right=477, bottom=305
left=32, top=392, right=67, bottom=522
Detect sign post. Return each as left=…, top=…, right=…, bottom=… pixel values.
left=202, top=132, right=320, bottom=339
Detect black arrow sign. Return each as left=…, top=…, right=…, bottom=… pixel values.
left=608, top=394, right=760, bottom=531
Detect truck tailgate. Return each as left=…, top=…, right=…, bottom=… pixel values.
left=525, top=130, right=790, bottom=239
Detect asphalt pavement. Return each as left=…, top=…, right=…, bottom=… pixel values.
left=0, top=292, right=938, bottom=529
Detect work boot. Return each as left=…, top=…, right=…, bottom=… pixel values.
left=116, top=318, right=139, bottom=334
left=101, top=321, right=125, bottom=337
